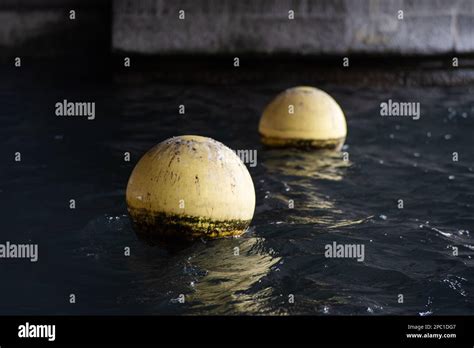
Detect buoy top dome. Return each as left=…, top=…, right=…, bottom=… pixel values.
left=126, top=135, right=255, bottom=222
left=259, top=86, right=347, bottom=141
left=166, top=135, right=210, bottom=143
left=287, top=86, right=320, bottom=94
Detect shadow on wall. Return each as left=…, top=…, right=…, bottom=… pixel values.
left=0, top=0, right=111, bottom=60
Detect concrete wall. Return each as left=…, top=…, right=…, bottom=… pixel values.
left=1, top=0, right=473, bottom=57
left=113, top=0, right=474, bottom=55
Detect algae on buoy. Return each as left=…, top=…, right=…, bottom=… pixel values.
left=126, top=135, right=255, bottom=242
left=259, top=86, right=347, bottom=150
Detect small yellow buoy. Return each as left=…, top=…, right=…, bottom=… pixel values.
left=126, top=135, right=256, bottom=242
left=259, top=86, right=347, bottom=150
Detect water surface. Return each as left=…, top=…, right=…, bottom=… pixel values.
left=0, top=66, right=473, bottom=315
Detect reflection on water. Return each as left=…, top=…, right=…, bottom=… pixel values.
left=188, top=233, right=281, bottom=314
left=76, top=215, right=281, bottom=315
left=260, top=148, right=369, bottom=228
left=261, top=148, right=351, bottom=181
left=1, top=70, right=473, bottom=315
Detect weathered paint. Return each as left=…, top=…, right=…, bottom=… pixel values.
left=128, top=208, right=252, bottom=243
left=260, top=135, right=345, bottom=151
left=126, top=135, right=256, bottom=241
left=259, top=86, right=347, bottom=150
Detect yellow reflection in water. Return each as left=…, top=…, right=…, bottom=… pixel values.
left=187, top=235, right=281, bottom=314
left=262, top=148, right=351, bottom=182
left=260, top=148, right=368, bottom=229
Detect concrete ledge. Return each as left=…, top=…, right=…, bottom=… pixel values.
left=111, top=55, right=474, bottom=87
left=113, top=0, right=474, bottom=55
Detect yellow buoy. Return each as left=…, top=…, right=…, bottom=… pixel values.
left=126, top=135, right=256, bottom=242
left=259, top=86, right=347, bottom=150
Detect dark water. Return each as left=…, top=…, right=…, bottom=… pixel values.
left=0, top=66, right=473, bottom=315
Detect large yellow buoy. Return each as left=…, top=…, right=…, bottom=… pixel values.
left=126, top=135, right=256, bottom=242
left=259, top=86, right=347, bottom=150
